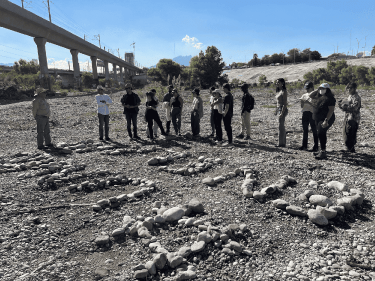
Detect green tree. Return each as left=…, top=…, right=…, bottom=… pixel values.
left=259, top=74, right=267, bottom=85
left=189, top=46, right=225, bottom=88
left=371, top=45, right=375, bottom=56
left=338, top=66, right=354, bottom=85
left=147, top=59, right=182, bottom=85
left=366, top=67, right=375, bottom=85
left=287, top=48, right=301, bottom=63
left=310, top=51, right=322, bottom=60
left=353, top=65, right=370, bottom=85
left=327, top=60, right=348, bottom=84
left=248, top=53, right=259, bottom=67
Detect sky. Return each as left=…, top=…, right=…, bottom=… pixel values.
left=1, top=0, right=375, bottom=70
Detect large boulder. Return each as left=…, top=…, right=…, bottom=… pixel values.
left=153, top=253, right=167, bottom=270
left=327, top=181, right=348, bottom=192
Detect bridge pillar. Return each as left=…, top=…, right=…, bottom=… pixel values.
left=113, top=63, right=118, bottom=82
left=104, top=60, right=110, bottom=87
left=90, top=56, right=98, bottom=86
left=34, top=37, right=51, bottom=90
left=70, top=49, right=81, bottom=90
left=119, top=66, right=124, bottom=88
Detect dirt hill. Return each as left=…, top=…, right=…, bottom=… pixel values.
left=226, top=57, right=375, bottom=83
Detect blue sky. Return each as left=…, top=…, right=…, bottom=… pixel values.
left=1, top=0, right=375, bottom=70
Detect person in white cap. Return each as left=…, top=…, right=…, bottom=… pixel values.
left=308, top=83, right=336, bottom=159
left=95, top=85, right=113, bottom=141
left=32, top=88, right=52, bottom=149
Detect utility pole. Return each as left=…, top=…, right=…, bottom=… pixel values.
left=94, top=35, right=101, bottom=49
left=356, top=38, right=361, bottom=56
left=364, top=35, right=368, bottom=57
left=68, top=61, right=70, bottom=71
left=47, top=0, right=51, bottom=22
left=130, top=42, right=135, bottom=58
left=117, top=48, right=120, bottom=58
left=21, top=0, right=24, bottom=8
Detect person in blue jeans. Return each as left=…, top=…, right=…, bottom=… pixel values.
left=120, top=83, right=141, bottom=139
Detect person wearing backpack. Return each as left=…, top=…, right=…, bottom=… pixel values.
left=236, top=83, right=254, bottom=140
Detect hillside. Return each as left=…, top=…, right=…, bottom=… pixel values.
left=226, top=57, right=375, bottom=83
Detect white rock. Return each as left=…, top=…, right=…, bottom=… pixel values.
left=309, top=195, right=333, bottom=207
left=285, top=205, right=307, bottom=217
left=202, top=177, right=215, bottom=186
left=327, top=181, right=348, bottom=192
left=162, top=207, right=185, bottom=222
left=308, top=209, right=328, bottom=226
left=316, top=205, right=337, bottom=219
left=272, top=199, right=289, bottom=210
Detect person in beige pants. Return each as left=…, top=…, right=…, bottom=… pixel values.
left=236, top=83, right=254, bottom=140
left=32, top=88, right=52, bottom=149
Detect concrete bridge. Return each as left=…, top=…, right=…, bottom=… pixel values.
left=0, top=0, right=141, bottom=89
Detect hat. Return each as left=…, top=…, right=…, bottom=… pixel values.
left=125, top=83, right=132, bottom=89
left=192, top=88, right=200, bottom=95
left=240, top=83, right=249, bottom=90
left=319, top=83, right=330, bottom=89
left=223, top=83, right=231, bottom=90
left=34, top=88, right=47, bottom=96
left=97, top=85, right=104, bottom=90
left=304, top=81, right=314, bottom=89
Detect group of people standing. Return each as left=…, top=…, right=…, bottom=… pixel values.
left=32, top=79, right=361, bottom=160
left=275, top=78, right=361, bottom=159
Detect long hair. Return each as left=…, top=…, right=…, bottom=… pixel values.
left=276, top=78, right=286, bottom=93
left=316, top=88, right=335, bottom=108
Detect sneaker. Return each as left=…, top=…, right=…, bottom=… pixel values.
left=99, top=137, right=104, bottom=141
left=244, top=135, right=251, bottom=140
left=315, top=151, right=327, bottom=160
left=275, top=144, right=285, bottom=148
left=37, top=145, right=45, bottom=150
left=215, top=140, right=222, bottom=146
left=298, top=146, right=307, bottom=151
left=236, top=134, right=244, bottom=139
left=313, top=150, right=320, bottom=156
left=105, top=137, right=111, bottom=141
left=46, top=143, right=54, bottom=147
left=222, top=142, right=232, bottom=147
left=311, top=145, right=319, bottom=152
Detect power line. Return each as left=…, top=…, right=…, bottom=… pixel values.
left=0, top=44, right=35, bottom=55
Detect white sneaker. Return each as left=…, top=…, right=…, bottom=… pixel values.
left=215, top=140, right=222, bottom=145
left=222, top=142, right=232, bottom=147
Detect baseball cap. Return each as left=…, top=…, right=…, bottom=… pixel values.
left=304, top=81, right=313, bottom=89
left=319, top=83, right=330, bottom=89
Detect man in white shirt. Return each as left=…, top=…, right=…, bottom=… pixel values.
left=95, top=85, right=113, bottom=141
left=299, top=81, right=318, bottom=151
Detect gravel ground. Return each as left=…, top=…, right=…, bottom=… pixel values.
left=0, top=88, right=375, bottom=281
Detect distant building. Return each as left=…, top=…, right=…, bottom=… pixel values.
left=125, top=53, right=134, bottom=65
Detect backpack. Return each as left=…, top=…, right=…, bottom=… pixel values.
left=249, top=94, right=255, bottom=110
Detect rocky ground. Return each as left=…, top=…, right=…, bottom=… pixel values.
left=0, top=87, right=375, bottom=281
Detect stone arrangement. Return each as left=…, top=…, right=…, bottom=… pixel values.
left=91, top=179, right=156, bottom=212
left=272, top=180, right=366, bottom=226
left=159, top=155, right=222, bottom=176
left=93, top=199, right=253, bottom=280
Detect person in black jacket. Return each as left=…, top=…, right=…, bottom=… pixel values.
left=222, top=83, right=234, bottom=146
left=120, top=83, right=141, bottom=139
left=145, top=92, right=167, bottom=140
left=236, top=83, right=254, bottom=140
left=170, top=89, right=184, bottom=136
left=162, top=85, right=174, bottom=134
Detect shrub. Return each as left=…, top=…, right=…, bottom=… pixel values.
left=259, top=74, right=267, bottom=85
left=82, top=72, right=95, bottom=88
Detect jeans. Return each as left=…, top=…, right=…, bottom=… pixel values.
left=240, top=111, right=251, bottom=136
left=316, top=114, right=335, bottom=151
left=210, top=110, right=215, bottom=134
left=125, top=112, right=138, bottom=137
left=145, top=110, right=165, bottom=138
left=223, top=113, right=232, bottom=143
left=343, top=119, right=358, bottom=150
left=171, top=107, right=182, bottom=134
left=278, top=115, right=286, bottom=146
left=191, top=111, right=200, bottom=135
left=213, top=109, right=223, bottom=141
left=302, top=111, right=318, bottom=148
left=35, top=115, right=51, bottom=147
left=98, top=113, right=109, bottom=139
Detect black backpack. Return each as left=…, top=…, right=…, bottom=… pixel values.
left=248, top=94, right=255, bottom=110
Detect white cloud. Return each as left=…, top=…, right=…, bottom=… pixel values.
left=47, top=58, right=92, bottom=71
left=182, top=35, right=203, bottom=49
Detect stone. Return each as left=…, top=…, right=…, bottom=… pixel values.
left=213, top=176, right=225, bottom=183
left=95, top=268, right=109, bottom=278
left=157, top=157, right=168, bottom=164
left=162, top=207, right=185, bottom=222
left=95, top=235, right=110, bottom=246
left=285, top=205, right=307, bottom=217
left=148, top=158, right=159, bottom=166
left=308, top=209, right=328, bottom=226
left=202, top=177, right=215, bottom=186
left=112, top=228, right=126, bottom=237
left=241, top=179, right=254, bottom=189
left=138, top=227, right=151, bottom=238
left=229, top=241, right=243, bottom=253
left=153, top=201, right=162, bottom=208
left=272, top=199, right=289, bottom=210
left=309, top=195, right=333, bottom=207
left=329, top=205, right=345, bottom=215
left=316, top=206, right=337, bottom=219
left=188, top=198, right=204, bottom=213
left=185, top=218, right=195, bottom=226
left=191, top=241, right=205, bottom=252
left=308, top=180, right=318, bottom=188
left=97, top=199, right=110, bottom=207
left=123, top=216, right=135, bottom=227
left=198, top=156, right=206, bottom=162
left=175, top=270, right=197, bottom=281
left=145, top=261, right=156, bottom=275
left=253, top=191, right=266, bottom=201
left=153, top=253, right=167, bottom=270
left=167, top=254, right=183, bottom=268
left=275, top=179, right=288, bottom=189
left=242, top=187, right=253, bottom=198
left=178, top=246, right=191, bottom=258
left=327, top=181, right=348, bottom=192
left=337, top=197, right=355, bottom=211
left=298, top=190, right=315, bottom=201
left=154, top=215, right=166, bottom=224
left=92, top=205, right=102, bottom=212
left=134, top=269, right=149, bottom=279
left=261, top=185, right=276, bottom=194
left=197, top=231, right=212, bottom=243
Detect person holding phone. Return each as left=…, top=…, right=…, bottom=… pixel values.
left=95, top=85, right=113, bottom=141
left=275, top=78, right=288, bottom=147
left=308, top=83, right=336, bottom=159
